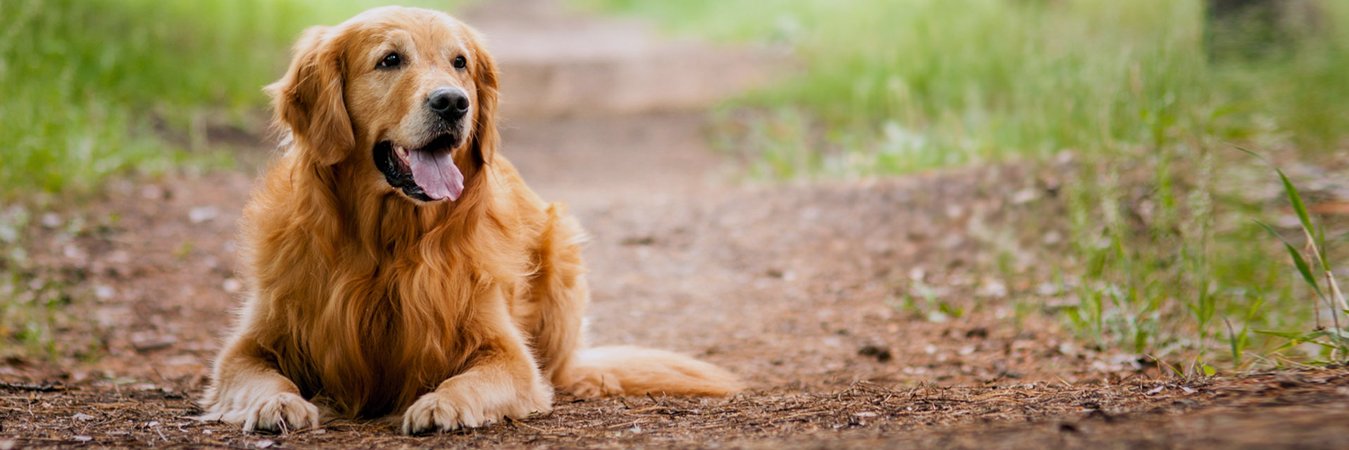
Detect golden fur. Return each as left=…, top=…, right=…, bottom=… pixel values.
left=200, top=7, right=742, bottom=434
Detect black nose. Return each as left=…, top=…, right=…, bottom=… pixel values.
left=427, top=88, right=470, bottom=121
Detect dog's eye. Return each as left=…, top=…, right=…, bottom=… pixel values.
left=377, top=52, right=402, bottom=69
left=452, top=55, right=467, bottom=70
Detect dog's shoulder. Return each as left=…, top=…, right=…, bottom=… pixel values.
left=485, top=155, right=549, bottom=214
left=482, top=155, right=584, bottom=246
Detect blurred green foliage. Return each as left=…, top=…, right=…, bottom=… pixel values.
left=586, top=0, right=1348, bottom=174
left=0, top=0, right=447, bottom=198
left=585, top=0, right=1349, bottom=369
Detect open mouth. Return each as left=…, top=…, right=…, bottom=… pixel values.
left=374, top=133, right=464, bottom=202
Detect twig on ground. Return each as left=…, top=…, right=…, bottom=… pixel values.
left=0, top=382, right=64, bottom=392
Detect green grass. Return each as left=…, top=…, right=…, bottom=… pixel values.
left=1249, top=154, right=1349, bottom=363
left=0, top=0, right=454, bottom=199
left=586, top=0, right=1348, bottom=170
left=584, top=0, right=1349, bottom=370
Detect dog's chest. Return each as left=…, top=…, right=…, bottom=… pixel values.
left=298, top=261, right=489, bottom=417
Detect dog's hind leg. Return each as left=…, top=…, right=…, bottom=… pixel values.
left=522, top=204, right=745, bottom=398
left=518, top=204, right=590, bottom=386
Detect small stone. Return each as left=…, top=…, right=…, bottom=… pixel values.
left=72, top=413, right=96, bottom=421
left=222, top=278, right=243, bottom=294
left=141, top=185, right=165, bottom=200
left=1011, top=188, right=1039, bottom=204
left=63, top=244, right=87, bottom=260
left=41, top=213, right=62, bottom=229
left=858, top=344, right=892, bottom=363
left=0, top=224, right=16, bottom=244
left=908, top=267, right=926, bottom=281
left=132, top=335, right=178, bottom=353
left=977, top=280, right=1007, bottom=298
left=189, top=206, right=220, bottom=224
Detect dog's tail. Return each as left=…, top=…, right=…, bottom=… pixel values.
left=561, top=346, right=744, bottom=397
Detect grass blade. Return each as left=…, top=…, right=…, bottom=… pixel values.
left=1257, top=221, right=1325, bottom=300
left=1285, top=243, right=1324, bottom=299
left=1275, top=168, right=1321, bottom=251
left=1224, top=318, right=1243, bottom=366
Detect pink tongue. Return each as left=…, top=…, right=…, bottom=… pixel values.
left=408, top=150, right=464, bottom=201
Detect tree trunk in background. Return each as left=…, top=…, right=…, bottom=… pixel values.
left=1205, top=0, right=1324, bottom=59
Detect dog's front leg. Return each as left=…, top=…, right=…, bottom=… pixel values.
left=201, top=335, right=321, bottom=433
left=401, top=293, right=554, bottom=434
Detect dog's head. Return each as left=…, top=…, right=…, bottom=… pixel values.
left=269, top=6, right=498, bottom=203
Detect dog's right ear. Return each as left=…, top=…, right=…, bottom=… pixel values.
left=267, top=26, right=353, bottom=166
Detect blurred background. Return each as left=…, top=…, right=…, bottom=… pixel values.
left=2, top=0, right=1348, bottom=387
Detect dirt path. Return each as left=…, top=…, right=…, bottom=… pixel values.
left=5, top=1, right=1349, bottom=448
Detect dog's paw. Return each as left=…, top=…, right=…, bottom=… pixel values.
left=247, top=393, right=321, bottom=433
left=204, top=392, right=320, bottom=434
left=401, top=391, right=474, bottom=434
left=401, top=378, right=552, bottom=434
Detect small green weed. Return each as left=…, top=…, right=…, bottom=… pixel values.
left=1247, top=153, right=1348, bottom=363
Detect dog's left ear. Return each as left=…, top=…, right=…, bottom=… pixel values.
left=466, top=28, right=499, bottom=167
left=267, top=26, right=353, bottom=166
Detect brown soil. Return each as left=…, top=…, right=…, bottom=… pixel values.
left=5, top=1, right=1349, bottom=448
left=6, top=112, right=1349, bottom=449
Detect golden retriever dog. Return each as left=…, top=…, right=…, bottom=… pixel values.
left=199, top=6, right=742, bottom=435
